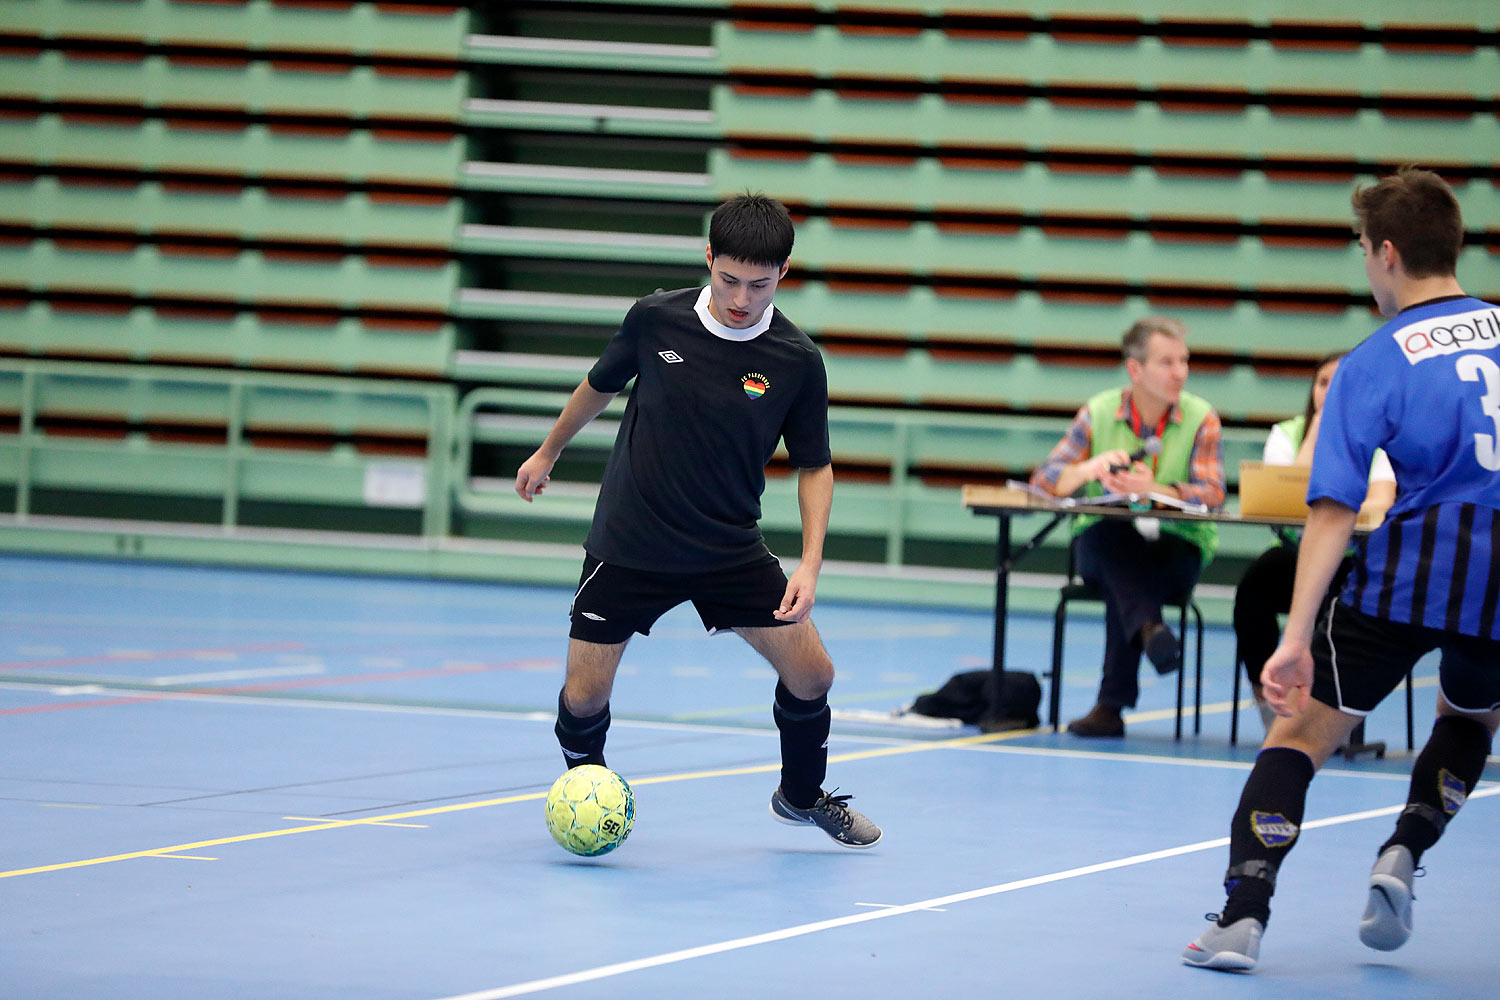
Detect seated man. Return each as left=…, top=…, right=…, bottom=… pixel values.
left=1030, top=316, right=1227, bottom=737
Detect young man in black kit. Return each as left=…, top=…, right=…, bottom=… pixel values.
left=515, top=193, right=881, bottom=848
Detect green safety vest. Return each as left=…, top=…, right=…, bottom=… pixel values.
left=1072, top=388, right=1219, bottom=566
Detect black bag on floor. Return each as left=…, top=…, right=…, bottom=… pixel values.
left=909, top=669, right=1041, bottom=730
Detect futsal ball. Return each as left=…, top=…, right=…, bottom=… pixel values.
left=544, top=765, right=635, bottom=857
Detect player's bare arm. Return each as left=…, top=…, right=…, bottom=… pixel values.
left=515, top=380, right=618, bottom=501
left=776, top=463, right=832, bottom=622
left=1051, top=450, right=1131, bottom=496
left=1261, top=499, right=1358, bottom=715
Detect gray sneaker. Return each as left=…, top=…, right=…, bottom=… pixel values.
left=1182, top=915, right=1263, bottom=972
left=770, top=786, right=882, bottom=848
left=1360, top=845, right=1416, bottom=951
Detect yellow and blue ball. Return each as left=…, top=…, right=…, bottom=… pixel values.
left=544, top=765, right=635, bottom=857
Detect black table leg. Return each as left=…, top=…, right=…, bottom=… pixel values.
left=980, top=513, right=1013, bottom=734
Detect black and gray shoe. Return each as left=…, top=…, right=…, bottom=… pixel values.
left=770, top=786, right=882, bottom=848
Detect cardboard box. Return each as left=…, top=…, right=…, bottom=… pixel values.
left=1238, top=461, right=1311, bottom=518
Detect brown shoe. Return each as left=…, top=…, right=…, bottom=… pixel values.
left=1140, top=621, right=1181, bottom=675
left=1067, top=702, right=1125, bottom=737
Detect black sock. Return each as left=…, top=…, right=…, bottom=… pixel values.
left=555, top=690, right=610, bottom=769
left=773, top=680, right=829, bottom=808
left=1220, top=746, right=1316, bottom=926
left=1380, top=715, right=1493, bottom=865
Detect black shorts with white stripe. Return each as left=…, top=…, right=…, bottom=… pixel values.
left=1311, top=597, right=1500, bottom=715
left=568, top=553, right=793, bottom=645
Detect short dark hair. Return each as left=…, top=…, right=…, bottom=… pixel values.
left=1121, top=315, right=1187, bottom=362
left=708, top=193, right=794, bottom=267
left=1351, top=166, right=1463, bottom=278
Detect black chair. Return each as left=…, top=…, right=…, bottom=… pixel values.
left=1047, top=552, right=1205, bottom=739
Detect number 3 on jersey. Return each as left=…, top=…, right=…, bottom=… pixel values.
left=1457, top=354, right=1500, bottom=471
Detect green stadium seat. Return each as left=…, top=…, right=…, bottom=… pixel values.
left=461, top=160, right=715, bottom=203
left=710, top=149, right=1500, bottom=228
left=714, top=87, right=1500, bottom=162
left=4, top=237, right=455, bottom=310
left=12, top=0, right=469, bottom=58
left=3, top=113, right=464, bottom=185
left=0, top=359, right=454, bottom=520
left=457, top=224, right=704, bottom=266
left=463, top=97, right=718, bottom=140
left=0, top=301, right=453, bottom=377
left=464, top=32, right=722, bottom=75
left=13, top=50, right=465, bottom=121
left=0, top=174, right=460, bottom=247
left=715, top=22, right=1499, bottom=97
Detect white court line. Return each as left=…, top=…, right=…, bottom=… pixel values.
left=0, top=675, right=1468, bottom=779
left=966, top=743, right=1433, bottom=783
left=434, top=787, right=1500, bottom=1000
left=146, top=665, right=326, bottom=687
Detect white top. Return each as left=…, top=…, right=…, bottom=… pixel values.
left=1263, top=424, right=1395, bottom=482
left=693, top=286, right=773, bottom=342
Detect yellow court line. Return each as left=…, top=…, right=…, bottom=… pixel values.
left=1, top=728, right=1036, bottom=881
left=7, top=672, right=1445, bottom=882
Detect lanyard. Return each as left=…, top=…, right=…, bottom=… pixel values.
left=1127, top=397, right=1170, bottom=475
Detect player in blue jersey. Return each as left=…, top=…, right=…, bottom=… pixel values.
left=1183, top=166, right=1499, bottom=972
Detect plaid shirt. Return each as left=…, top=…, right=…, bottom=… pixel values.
left=1031, top=390, right=1226, bottom=509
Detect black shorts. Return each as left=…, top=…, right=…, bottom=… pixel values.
left=568, top=554, right=793, bottom=644
left=1311, top=596, right=1500, bottom=715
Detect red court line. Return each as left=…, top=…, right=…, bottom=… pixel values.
left=192, top=658, right=559, bottom=694
left=1, top=695, right=167, bottom=716
left=0, top=641, right=308, bottom=672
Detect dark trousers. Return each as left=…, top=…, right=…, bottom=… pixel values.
left=1233, top=540, right=1353, bottom=694
left=1232, top=542, right=1298, bottom=696
left=1074, top=519, right=1203, bottom=709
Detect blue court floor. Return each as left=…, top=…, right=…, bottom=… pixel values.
left=1, top=554, right=1495, bottom=999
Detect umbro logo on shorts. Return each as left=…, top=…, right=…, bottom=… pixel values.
left=581, top=612, right=607, bottom=621
left=658, top=350, right=684, bottom=363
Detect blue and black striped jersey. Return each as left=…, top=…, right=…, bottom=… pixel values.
left=1312, top=295, right=1500, bottom=638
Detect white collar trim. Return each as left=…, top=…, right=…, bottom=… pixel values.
left=694, top=286, right=772, bottom=341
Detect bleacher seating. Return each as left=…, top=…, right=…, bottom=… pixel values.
left=1, top=0, right=1496, bottom=605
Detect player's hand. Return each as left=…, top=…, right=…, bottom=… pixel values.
left=1261, top=641, right=1314, bottom=716
left=1089, top=450, right=1131, bottom=482
left=1100, top=461, right=1156, bottom=496
left=774, top=564, right=818, bottom=623
left=515, top=451, right=555, bottom=502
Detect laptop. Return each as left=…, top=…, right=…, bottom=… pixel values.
left=1238, top=461, right=1311, bottom=518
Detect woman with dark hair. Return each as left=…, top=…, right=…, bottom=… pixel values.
left=1233, top=352, right=1397, bottom=731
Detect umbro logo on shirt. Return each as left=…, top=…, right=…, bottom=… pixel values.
left=581, top=612, right=607, bottom=621
left=658, top=350, right=685, bottom=364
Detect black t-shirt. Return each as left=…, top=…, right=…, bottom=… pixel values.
left=583, top=286, right=831, bottom=572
